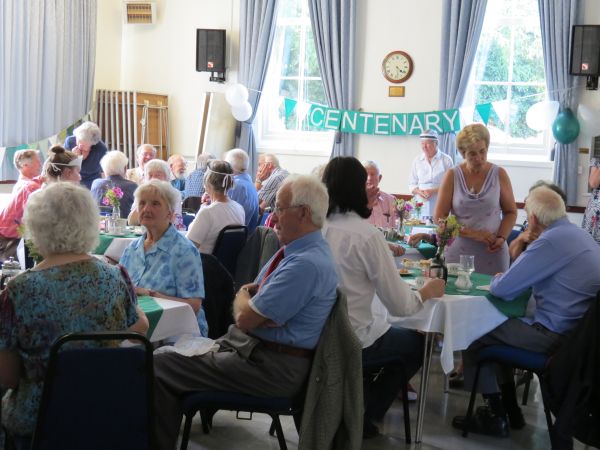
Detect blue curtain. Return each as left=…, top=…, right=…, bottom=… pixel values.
left=438, top=0, right=488, bottom=162
left=236, top=0, right=279, bottom=177
left=307, top=0, right=356, bottom=158
left=538, top=0, right=580, bottom=205
left=0, top=0, right=97, bottom=147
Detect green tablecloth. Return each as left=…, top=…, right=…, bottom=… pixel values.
left=138, top=295, right=163, bottom=338
left=399, top=242, right=437, bottom=259
left=94, top=233, right=139, bottom=255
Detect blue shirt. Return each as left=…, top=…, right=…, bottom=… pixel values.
left=64, top=135, right=108, bottom=189
left=250, top=230, right=338, bottom=349
left=184, top=168, right=206, bottom=199
left=228, top=173, right=259, bottom=235
left=120, top=224, right=208, bottom=335
left=171, top=178, right=185, bottom=193
left=490, top=217, right=600, bottom=334
left=90, top=175, right=138, bottom=218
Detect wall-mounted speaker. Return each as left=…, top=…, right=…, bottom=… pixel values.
left=196, top=29, right=226, bottom=82
left=570, top=25, right=600, bottom=89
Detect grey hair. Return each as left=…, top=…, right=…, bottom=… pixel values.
left=73, top=121, right=102, bottom=145
left=528, top=180, right=567, bottom=205
left=100, top=151, right=129, bottom=176
left=362, top=160, right=380, bottom=175
left=263, top=153, right=280, bottom=168
left=13, top=149, right=39, bottom=169
left=144, top=159, right=171, bottom=180
left=524, top=186, right=566, bottom=227
left=134, top=179, right=180, bottom=213
left=310, top=164, right=327, bottom=181
left=24, top=182, right=100, bottom=256
left=225, top=148, right=249, bottom=173
left=196, top=153, right=216, bottom=170
left=136, top=143, right=157, bottom=161
left=280, top=174, right=329, bottom=228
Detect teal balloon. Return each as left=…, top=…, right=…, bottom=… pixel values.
left=552, top=108, right=580, bottom=144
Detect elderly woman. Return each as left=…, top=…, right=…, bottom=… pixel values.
left=126, top=144, right=157, bottom=184
left=186, top=160, right=245, bottom=253
left=128, top=159, right=184, bottom=227
left=435, top=123, right=517, bottom=275
left=408, top=130, right=454, bottom=218
left=91, top=151, right=138, bottom=218
left=120, top=180, right=207, bottom=336
left=0, top=183, right=148, bottom=446
left=64, top=121, right=108, bottom=189
left=43, top=145, right=82, bottom=184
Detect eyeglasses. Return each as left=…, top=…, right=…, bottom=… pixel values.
left=273, top=204, right=305, bottom=215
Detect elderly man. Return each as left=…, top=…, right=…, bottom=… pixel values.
left=64, top=121, right=107, bottom=189
left=453, top=187, right=600, bottom=437
left=126, top=144, right=156, bottom=184
left=255, top=153, right=289, bottom=212
left=363, top=160, right=397, bottom=229
left=0, top=150, right=43, bottom=259
left=408, top=129, right=453, bottom=218
left=184, top=153, right=215, bottom=200
left=168, top=154, right=187, bottom=193
left=91, top=151, right=138, bottom=218
left=225, top=148, right=259, bottom=235
left=153, top=174, right=338, bottom=449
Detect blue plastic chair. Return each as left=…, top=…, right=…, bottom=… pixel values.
left=212, top=225, right=247, bottom=277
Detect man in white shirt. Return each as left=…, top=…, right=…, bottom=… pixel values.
left=322, top=156, right=445, bottom=438
left=126, top=144, right=156, bottom=184
left=408, top=130, right=453, bottom=217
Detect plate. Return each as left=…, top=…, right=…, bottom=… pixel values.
left=398, top=269, right=415, bottom=277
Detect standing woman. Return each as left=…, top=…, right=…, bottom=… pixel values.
left=582, top=158, right=600, bottom=243
left=435, top=124, right=517, bottom=275
left=64, top=121, right=107, bottom=189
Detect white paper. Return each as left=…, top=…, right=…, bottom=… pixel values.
left=476, top=285, right=491, bottom=291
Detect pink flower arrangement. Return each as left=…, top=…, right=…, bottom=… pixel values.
left=102, top=187, right=124, bottom=208
left=395, top=198, right=413, bottom=219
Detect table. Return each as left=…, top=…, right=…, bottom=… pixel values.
left=389, top=274, right=510, bottom=443
left=94, top=234, right=138, bottom=261
left=138, top=296, right=200, bottom=342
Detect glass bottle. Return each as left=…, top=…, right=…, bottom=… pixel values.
left=429, top=246, right=448, bottom=282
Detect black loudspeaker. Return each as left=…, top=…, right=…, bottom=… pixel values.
left=570, top=25, right=600, bottom=76
left=196, top=29, right=226, bottom=81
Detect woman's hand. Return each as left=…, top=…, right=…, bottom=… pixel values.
left=135, top=286, right=156, bottom=297
left=388, top=243, right=405, bottom=257
left=488, top=237, right=506, bottom=253
left=408, top=233, right=432, bottom=247
left=466, top=229, right=495, bottom=244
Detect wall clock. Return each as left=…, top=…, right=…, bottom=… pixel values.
left=382, top=50, right=414, bottom=84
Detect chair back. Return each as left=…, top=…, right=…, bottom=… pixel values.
left=200, top=253, right=235, bottom=339
left=31, top=332, right=154, bottom=450
left=182, top=196, right=202, bottom=214
left=234, top=226, right=280, bottom=288
left=212, top=225, right=247, bottom=277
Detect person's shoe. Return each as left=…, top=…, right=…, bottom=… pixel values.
left=452, top=405, right=509, bottom=438
left=406, top=383, right=418, bottom=401
left=448, top=371, right=464, bottom=389
left=363, top=418, right=380, bottom=439
left=506, top=407, right=526, bottom=429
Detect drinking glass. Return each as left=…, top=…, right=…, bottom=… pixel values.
left=459, top=255, right=475, bottom=274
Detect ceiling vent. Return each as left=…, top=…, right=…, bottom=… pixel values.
left=124, top=2, right=156, bottom=24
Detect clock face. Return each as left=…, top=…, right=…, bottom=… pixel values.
left=382, top=51, right=414, bottom=84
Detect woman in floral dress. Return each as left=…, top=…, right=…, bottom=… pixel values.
left=582, top=158, right=600, bottom=244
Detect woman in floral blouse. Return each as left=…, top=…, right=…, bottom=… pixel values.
left=582, top=158, right=600, bottom=244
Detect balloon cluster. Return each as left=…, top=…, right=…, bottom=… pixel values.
left=225, top=83, right=253, bottom=122
left=525, top=100, right=582, bottom=144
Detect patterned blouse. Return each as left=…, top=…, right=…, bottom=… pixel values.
left=0, top=259, right=138, bottom=436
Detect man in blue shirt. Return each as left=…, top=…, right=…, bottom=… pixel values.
left=153, top=174, right=338, bottom=449
left=225, top=148, right=259, bottom=235
left=183, top=153, right=215, bottom=199
left=453, top=186, right=600, bottom=437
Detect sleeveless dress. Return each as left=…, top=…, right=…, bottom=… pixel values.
left=582, top=158, right=600, bottom=244
left=444, top=164, right=510, bottom=275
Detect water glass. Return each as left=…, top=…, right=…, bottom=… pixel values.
left=459, top=255, right=475, bottom=274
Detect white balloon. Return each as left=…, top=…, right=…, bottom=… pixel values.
left=232, top=101, right=253, bottom=121
left=225, top=83, right=249, bottom=107
left=577, top=104, right=600, bottom=137
left=525, top=100, right=559, bottom=131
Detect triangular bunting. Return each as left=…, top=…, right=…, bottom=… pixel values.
left=284, top=98, right=297, bottom=120
left=475, top=103, right=492, bottom=125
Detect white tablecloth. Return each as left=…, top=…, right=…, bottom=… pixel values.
left=389, top=294, right=509, bottom=374
left=148, top=298, right=200, bottom=342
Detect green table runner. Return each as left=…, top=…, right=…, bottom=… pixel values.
left=399, top=242, right=437, bottom=259
left=138, top=295, right=163, bottom=338
left=94, top=233, right=139, bottom=255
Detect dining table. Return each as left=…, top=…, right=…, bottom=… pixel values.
left=138, top=295, right=200, bottom=342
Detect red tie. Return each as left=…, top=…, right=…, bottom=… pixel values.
left=258, top=247, right=285, bottom=290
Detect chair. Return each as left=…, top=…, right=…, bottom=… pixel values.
left=462, top=345, right=553, bottom=445
left=200, top=253, right=235, bottom=339
left=30, top=332, right=154, bottom=450
left=182, top=196, right=202, bottom=214
left=234, top=226, right=280, bottom=288
left=507, top=223, right=526, bottom=245
left=212, top=225, right=247, bottom=277
left=363, top=360, right=411, bottom=443
left=181, top=212, right=195, bottom=229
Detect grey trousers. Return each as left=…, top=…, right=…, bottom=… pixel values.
left=463, top=318, right=563, bottom=394
left=153, top=327, right=311, bottom=450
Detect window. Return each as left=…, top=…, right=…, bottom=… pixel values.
left=462, top=0, right=549, bottom=161
left=256, top=0, right=333, bottom=154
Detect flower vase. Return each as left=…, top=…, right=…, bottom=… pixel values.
left=429, top=246, right=448, bottom=282
left=108, top=205, right=121, bottom=234
left=111, top=205, right=121, bottom=220
left=396, top=216, right=405, bottom=240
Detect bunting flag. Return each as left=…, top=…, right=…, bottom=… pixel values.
left=475, top=103, right=493, bottom=125
left=284, top=98, right=297, bottom=118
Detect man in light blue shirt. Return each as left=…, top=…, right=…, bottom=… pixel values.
left=225, top=148, right=259, bottom=235
left=453, top=186, right=600, bottom=438
left=152, top=174, right=338, bottom=449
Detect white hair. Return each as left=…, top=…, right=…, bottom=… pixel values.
left=280, top=174, right=329, bottom=228
left=134, top=179, right=180, bottom=213
left=144, top=159, right=171, bottom=180
left=100, top=151, right=129, bottom=176
left=225, top=148, right=249, bottom=173
left=362, top=160, right=380, bottom=175
left=196, top=153, right=216, bottom=170
left=13, top=149, right=39, bottom=169
left=263, top=153, right=280, bottom=168
left=24, top=182, right=99, bottom=255
left=74, top=121, right=101, bottom=145
left=525, top=186, right=566, bottom=227
left=136, top=144, right=157, bottom=161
